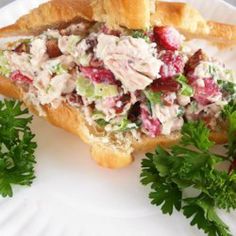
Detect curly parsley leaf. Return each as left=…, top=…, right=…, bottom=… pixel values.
left=141, top=120, right=236, bottom=236
left=141, top=153, right=182, bottom=215
left=0, top=100, right=37, bottom=197
left=183, top=194, right=232, bottom=236
left=181, top=121, right=214, bottom=151
left=222, top=101, right=236, bottom=159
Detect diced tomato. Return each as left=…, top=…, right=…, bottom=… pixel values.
left=153, top=26, right=182, bottom=51
left=159, top=51, right=184, bottom=79
left=80, top=66, right=118, bottom=85
left=141, top=105, right=161, bottom=137
left=10, top=70, right=33, bottom=84
left=151, top=78, right=180, bottom=92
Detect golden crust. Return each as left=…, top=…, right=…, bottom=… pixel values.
left=151, top=2, right=208, bottom=35
left=0, top=0, right=93, bottom=37
left=0, top=75, right=22, bottom=99
left=133, top=131, right=227, bottom=154
left=0, top=0, right=151, bottom=37
left=91, top=144, right=133, bottom=169
left=92, top=0, right=151, bottom=29
left=206, top=21, right=236, bottom=44
left=151, top=2, right=236, bottom=45
left=133, top=132, right=181, bottom=153
left=0, top=0, right=235, bottom=45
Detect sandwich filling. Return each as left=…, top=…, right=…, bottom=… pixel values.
left=0, top=22, right=235, bottom=140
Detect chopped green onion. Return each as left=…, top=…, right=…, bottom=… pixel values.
left=176, top=75, right=193, bottom=96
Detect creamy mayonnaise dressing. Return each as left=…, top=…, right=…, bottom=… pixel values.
left=153, top=104, right=183, bottom=135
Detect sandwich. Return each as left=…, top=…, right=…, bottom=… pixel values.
left=0, top=0, right=235, bottom=168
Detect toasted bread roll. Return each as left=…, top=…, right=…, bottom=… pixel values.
left=0, top=0, right=230, bottom=168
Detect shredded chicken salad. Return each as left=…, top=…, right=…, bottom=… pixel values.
left=0, top=22, right=235, bottom=139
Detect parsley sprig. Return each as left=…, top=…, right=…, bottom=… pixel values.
left=0, top=100, right=37, bottom=197
left=141, top=103, right=236, bottom=236
left=131, top=30, right=150, bottom=42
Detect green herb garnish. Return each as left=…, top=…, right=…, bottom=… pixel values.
left=0, top=100, right=37, bottom=197
left=222, top=101, right=236, bottom=159
left=132, top=30, right=150, bottom=42
left=141, top=102, right=236, bottom=236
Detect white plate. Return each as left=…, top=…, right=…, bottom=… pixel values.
left=0, top=1, right=235, bottom=236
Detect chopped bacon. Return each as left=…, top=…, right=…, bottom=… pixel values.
left=141, top=105, right=161, bottom=137
left=46, top=39, right=62, bottom=58
left=153, top=26, right=182, bottom=51
left=14, top=43, right=30, bottom=54
left=80, top=66, right=118, bottom=85
left=159, top=51, right=184, bottom=79
left=10, top=70, right=33, bottom=84
left=185, top=49, right=207, bottom=74
left=151, top=78, right=180, bottom=93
